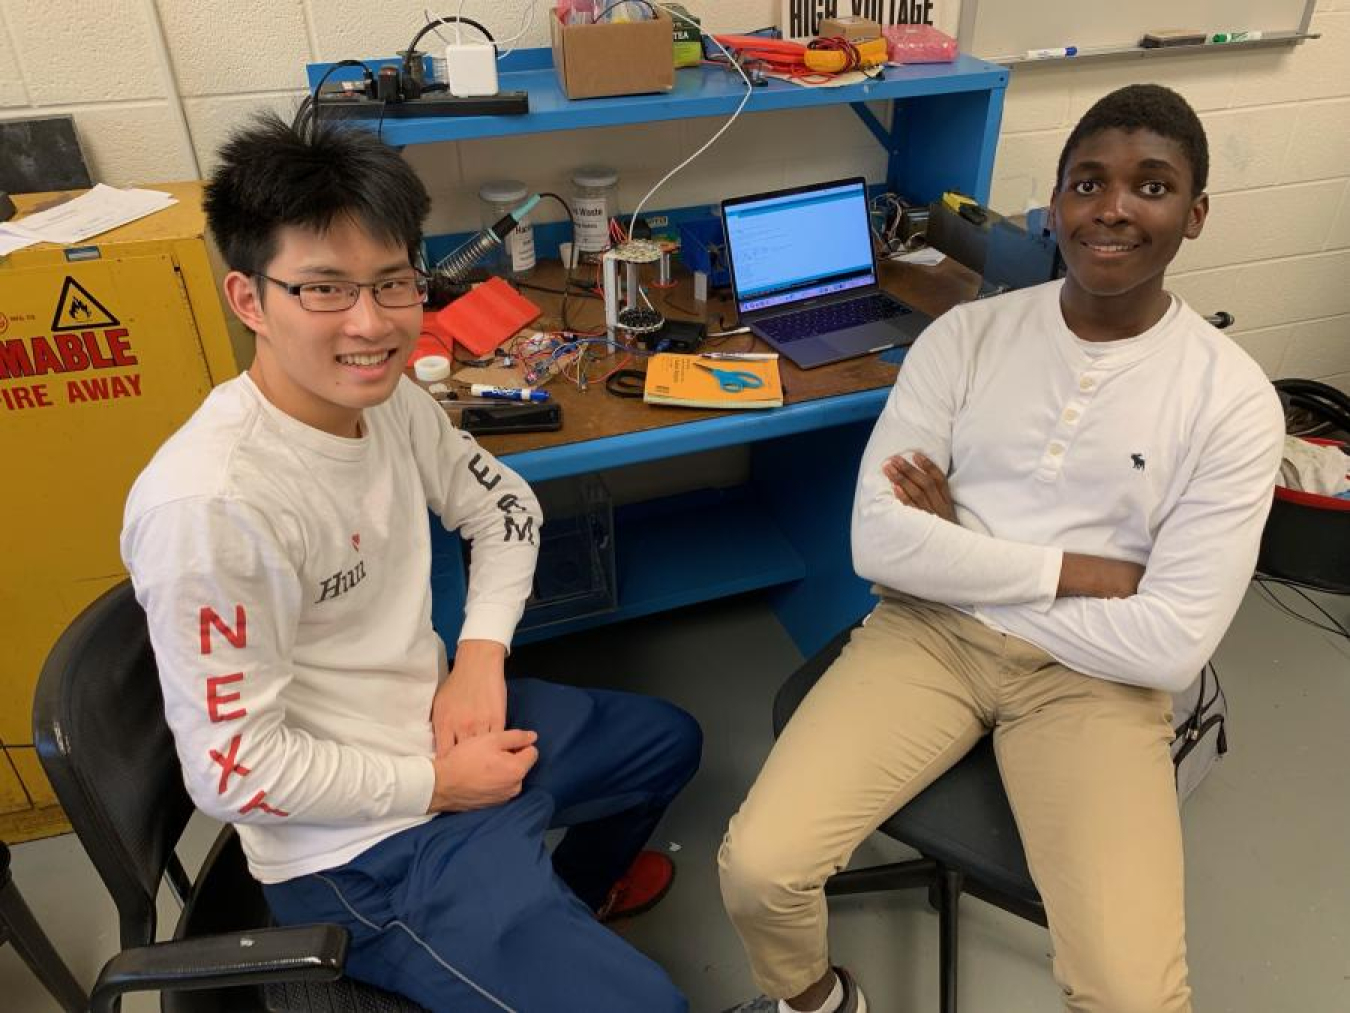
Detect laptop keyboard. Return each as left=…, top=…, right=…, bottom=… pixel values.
left=757, top=294, right=911, bottom=343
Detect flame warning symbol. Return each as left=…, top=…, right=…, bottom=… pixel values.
left=52, top=276, right=119, bottom=331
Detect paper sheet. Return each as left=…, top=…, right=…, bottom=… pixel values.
left=4, top=184, right=177, bottom=245
left=0, top=227, right=40, bottom=256
left=762, top=69, right=874, bottom=89
left=890, top=247, right=947, bottom=266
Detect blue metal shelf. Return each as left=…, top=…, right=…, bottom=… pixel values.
left=306, top=47, right=1008, bottom=203
left=514, top=486, right=806, bottom=644
left=307, top=49, right=1006, bottom=144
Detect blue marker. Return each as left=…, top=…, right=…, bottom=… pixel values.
left=470, top=384, right=551, bottom=403
left=1026, top=46, right=1078, bottom=60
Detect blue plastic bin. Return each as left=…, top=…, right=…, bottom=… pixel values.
left=518, top=474, right=616, bottom=631
left=677, top=218, right=731, bottom=288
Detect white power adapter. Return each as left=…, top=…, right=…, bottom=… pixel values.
left=445, top=42, right=499, bottom=97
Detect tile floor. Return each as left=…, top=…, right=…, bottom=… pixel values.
left=3, top=583, right=1347, bottom=1012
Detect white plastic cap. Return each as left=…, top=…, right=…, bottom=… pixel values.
left=479, top=179, right=529, bottom=203
left=572, top=165, right=619, bottom=188
left=414, top=355, right=451, bottom=382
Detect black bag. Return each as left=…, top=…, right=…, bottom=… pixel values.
left=1171, top=662, right=1228, bottom=803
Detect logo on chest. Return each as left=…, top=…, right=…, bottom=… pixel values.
left=1130, top=453, right=1146, bottom=471
left=315, top=559, right=367, bottom=604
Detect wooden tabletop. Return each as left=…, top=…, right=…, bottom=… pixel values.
left=454, top=255, right=981, bottom=458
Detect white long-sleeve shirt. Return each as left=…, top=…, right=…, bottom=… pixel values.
left=852, top=280, right=1284, bottom=693
left=121, top=374, right=541, bottom=882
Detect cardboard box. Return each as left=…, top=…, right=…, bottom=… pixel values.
left=818, top=16, right=882, bottom=42
left=667, top=3, right=702, bottom=67
left=550, top=7, right=674, bottom=100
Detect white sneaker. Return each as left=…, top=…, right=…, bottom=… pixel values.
left=720, top=967, right=868, bottom=1013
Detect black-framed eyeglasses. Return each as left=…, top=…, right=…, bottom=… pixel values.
left=255, top=272, right=429, bottom=312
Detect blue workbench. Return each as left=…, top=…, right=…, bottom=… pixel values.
left=430, top=389, right=892, bottom=657
left=308, top=46, right=1006, bottom=655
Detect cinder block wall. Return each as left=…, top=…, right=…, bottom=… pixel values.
left=2, top=0, right=1346, bottom=387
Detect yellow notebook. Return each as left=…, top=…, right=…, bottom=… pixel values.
left=642, top=354, right=784, bottom=409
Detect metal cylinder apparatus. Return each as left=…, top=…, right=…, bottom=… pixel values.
left=625, top=260, right=640, bottom=311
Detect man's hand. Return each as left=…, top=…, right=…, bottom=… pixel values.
left=428, top=730, right=539, bottom=813
left=883, top=452, right=957, bottom=523
left=1057, top=553, right=1147, bottom=599
left=432, top=640, right=508, bottom=755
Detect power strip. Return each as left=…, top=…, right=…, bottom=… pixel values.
left=317, top=89, right=528, bottom=118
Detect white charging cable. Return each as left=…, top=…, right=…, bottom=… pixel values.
left=627, top=4, right=755, bottom=238
left=425, top=4, right=536, bottom=59
left=495, top=3, right=539, bottom=59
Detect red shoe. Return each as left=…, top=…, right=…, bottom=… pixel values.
left=597, top=850, right=675, bottom=922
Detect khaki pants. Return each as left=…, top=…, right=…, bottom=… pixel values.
left=719, top=597, right=1191, bottom=1013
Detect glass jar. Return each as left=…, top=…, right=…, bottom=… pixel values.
left=478, top=179, right=536, bottom=278
left=570, top=165, right=619, bottom=257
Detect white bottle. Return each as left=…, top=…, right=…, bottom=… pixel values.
left=571, top=165, right=619, bottom=256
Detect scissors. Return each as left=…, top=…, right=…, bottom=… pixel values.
left=694, top=361, right=764, bottom=393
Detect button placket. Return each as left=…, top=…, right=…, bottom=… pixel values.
left=1040, top=373, right=1098, bottom=477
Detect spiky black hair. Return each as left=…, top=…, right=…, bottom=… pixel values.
left=204, top=112, right=430, bottom=275
left=1055, top=84, right=1209, bottom=196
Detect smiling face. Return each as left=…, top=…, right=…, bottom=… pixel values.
left=1050, top=127, right=1208, bottom=336
left=224, top=216, right=422, bottom=437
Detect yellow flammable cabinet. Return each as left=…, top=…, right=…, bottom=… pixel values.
left=0, top=181, right=246, bottom=839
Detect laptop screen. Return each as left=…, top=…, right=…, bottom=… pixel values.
left=723, top=179, right=877, bottom=316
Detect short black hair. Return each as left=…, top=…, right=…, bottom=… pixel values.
left=1054, top=84, right=1209, bottom=196
left=204, top=112, right=430, bottom=275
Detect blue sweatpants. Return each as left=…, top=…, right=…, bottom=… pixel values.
left=264, top=678, right=701, bottom=1013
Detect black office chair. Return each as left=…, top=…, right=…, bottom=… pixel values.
left=774, top=622, right=1046, bottom=1013
left=33, top=579, right=427, bottom=1013
left=0, top=840, right=88, bottom=1012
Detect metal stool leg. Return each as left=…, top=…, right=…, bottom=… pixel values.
left=0, top=878, right=88, bottom=1013
left=937, top=866, right=962, bottom=1013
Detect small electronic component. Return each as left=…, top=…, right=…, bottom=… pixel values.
left=942, top=191, right=988, bottom=225
left=636, top=318, right=704, bottom=353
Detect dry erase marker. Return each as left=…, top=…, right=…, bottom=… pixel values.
left=469, top=385, right=550, bottom=402
left=1208, top=30, right=1262, bottom=44
left=1026, top=45, right=1077, bottom=60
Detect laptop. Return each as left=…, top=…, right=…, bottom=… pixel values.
left=721, top=177, right=931, bottom=369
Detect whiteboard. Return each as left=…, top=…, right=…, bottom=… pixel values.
left=957, top=0, right=1316, bottom=63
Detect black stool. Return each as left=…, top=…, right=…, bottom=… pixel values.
left=773, top=623, right=1046, bottom=1013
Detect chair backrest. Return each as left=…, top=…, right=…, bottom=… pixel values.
left=32, top=580, right=196, bottom=950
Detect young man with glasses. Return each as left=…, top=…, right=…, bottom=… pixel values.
left=121, top=113, right=699, bottom=1012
